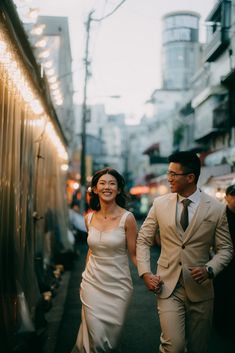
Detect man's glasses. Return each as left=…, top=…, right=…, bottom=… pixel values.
left=167, top=171, right=191, bottom=178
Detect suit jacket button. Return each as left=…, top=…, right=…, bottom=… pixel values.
left=182, top=245, right=185, bottom=249
left=179, top=261, right=182, bottom=265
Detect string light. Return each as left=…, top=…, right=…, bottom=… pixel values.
left=30, top=23, right=45, bottom=36
left=0, top=28, right=68, bottom=162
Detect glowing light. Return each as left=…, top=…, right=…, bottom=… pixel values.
left=50, top=82, right=59, bottom=90
left=0, top=28, right=68, bottom=161
left=43, top=60, right=53, bottom=69
left=73, top=182, right=80, bottom=190
left=48, top=75, right=57, bottom=83
left=215, top=189, right=225, bottom=201
left=31, top=99, right=43, bottom=114
left=35, top=38, right=47, bottom=48
left=30, top=24, right=46, bottom=36
left=61, top=164, right=69, bottom=171
left=52, top=89, right=60, bottom=96
left=55, top=98, right=63, bottom=106
left=130, top=185, right=150, bottom=195
left=45, top=122, right=68, bottom=161
left=0, top=51, right=12, bottom=64
left=27, top=8, right=39, bottom=20
left=46, top=68, right=55, bottom=76
left=38, top=49, right=50, bottom=59
left=0, top=40, right=7, bottom=52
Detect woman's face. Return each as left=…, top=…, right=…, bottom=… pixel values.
left=94, top=173, right=120, bottom=203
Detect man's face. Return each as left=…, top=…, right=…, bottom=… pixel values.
left=225, top=194, right=235, bottom=213
left=167, top=162, right=193, bottom=195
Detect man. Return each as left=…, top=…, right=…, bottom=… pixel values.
left=136, top=151, right=233, bottom=353
left=213, top=184, right=235, bottom=337
left=69, top=200, right=87, bottom=253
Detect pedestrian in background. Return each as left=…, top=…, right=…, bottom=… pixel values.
left=71, top=168, right=137, bottom=353
left=136, top=151, right=233, bottom=353
left=213, top=184, right=235, bottom=337
left=69, top=201, right=87, bottom=236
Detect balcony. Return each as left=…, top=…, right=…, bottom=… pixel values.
left=143, top=143, right=168, bottom=165
left=203, top=29, right=229, bottom=62
left=213, top=100, right=229, bottom=129
left=203, top=0, right=231, bottom=62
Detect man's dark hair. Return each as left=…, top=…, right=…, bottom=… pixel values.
left=226, top=184, right=235, bottom=196
left=168, top=151, right=201, bottom=184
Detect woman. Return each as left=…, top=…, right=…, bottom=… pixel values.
left=72, top=168, right=137, bottom=353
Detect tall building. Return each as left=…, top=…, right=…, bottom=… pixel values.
left=35, top=16, right=75, bottom=145
left=162, top=11, right=201, bottom=90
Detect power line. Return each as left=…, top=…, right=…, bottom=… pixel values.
left=92, top=0, right=127, bottom=22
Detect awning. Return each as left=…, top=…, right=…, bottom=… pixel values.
left=204, top=146, right=235, bottom=166
left=204, top=173, right=235, bottom=191
left=221, top=68, right=235, bottom=86
left=209, top=173, right=235, bottom=183
left=143, top=143, right=160, bottom=155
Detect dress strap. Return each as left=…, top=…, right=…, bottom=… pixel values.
left=119, top=211, right=131, bottom=228
left=87, top=212, right=94, bottom=225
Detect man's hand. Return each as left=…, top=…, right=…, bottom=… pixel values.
left=143, top=272, right=164, bottom=294
left=188, top=266, right=209, bottom=284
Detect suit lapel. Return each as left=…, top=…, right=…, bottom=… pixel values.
left=183, top=191, right=211, bottom=242
left=167, top=193, right=184, bottom=240
left=167, top=193, right=178, bottom=229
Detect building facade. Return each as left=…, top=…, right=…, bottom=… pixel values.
left=176, top=0, right=235, bottom=195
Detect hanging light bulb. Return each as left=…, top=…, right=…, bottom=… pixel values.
left=27, top=8, right=39, bottom=20
left=34, top=38, right=47, bottom=48
left=38, top=49, right=50, bottom=59
left=30, top=24, right=46, bottom=36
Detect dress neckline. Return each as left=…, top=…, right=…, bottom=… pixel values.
left=88, top=211, right=129, bottom=233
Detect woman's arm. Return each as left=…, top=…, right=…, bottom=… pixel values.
left=125, top=213, right=138, bottom=267
left=84, top=213, right=92, bottom=264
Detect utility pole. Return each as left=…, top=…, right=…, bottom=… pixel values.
left=80, top=11, right=94, bottom=213
left=79, top=2, right=126, bottom=212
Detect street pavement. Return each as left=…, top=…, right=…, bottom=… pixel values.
left=44, top=241, right=235, bottom=353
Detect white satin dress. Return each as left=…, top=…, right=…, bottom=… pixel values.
left=72, top=211, right=133, bottom=353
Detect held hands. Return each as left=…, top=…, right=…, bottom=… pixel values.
left=188, top=266, right=209, bottom=284
left=143, top=273, right=164, bottom=294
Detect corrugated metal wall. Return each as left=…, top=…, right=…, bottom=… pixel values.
left=0, top=13, right=69, bottom=353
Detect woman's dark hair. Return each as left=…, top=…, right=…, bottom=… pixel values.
left=168, top=151, right=201, bottom=184
left=89, top=168, right=128, bottom=210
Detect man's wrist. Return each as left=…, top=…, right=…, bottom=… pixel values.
left=206, top=266, right=214, bottom=279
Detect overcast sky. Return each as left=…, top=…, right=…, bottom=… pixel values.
left=29, top=0, right=215, bottom=123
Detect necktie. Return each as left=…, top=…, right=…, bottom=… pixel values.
left=180, top=199, right=191, bottom=231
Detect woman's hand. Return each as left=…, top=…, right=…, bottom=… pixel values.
left=143, top=273, right=164, bottom=294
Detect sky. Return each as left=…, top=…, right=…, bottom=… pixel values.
left=26, top=0, right=215, bottom=123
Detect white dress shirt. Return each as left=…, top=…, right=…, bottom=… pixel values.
left=177, top=188, right=201, bottom=225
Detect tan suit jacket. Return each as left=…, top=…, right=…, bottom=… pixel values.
left=137, top=191, right=234, bottom=302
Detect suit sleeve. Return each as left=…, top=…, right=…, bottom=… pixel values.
left=207, top=207, right=234, bottom=276
left=136, top=200, right=159, bottom=276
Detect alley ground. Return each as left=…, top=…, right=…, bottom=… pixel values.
left=43, top=242, right=235, bottom=353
